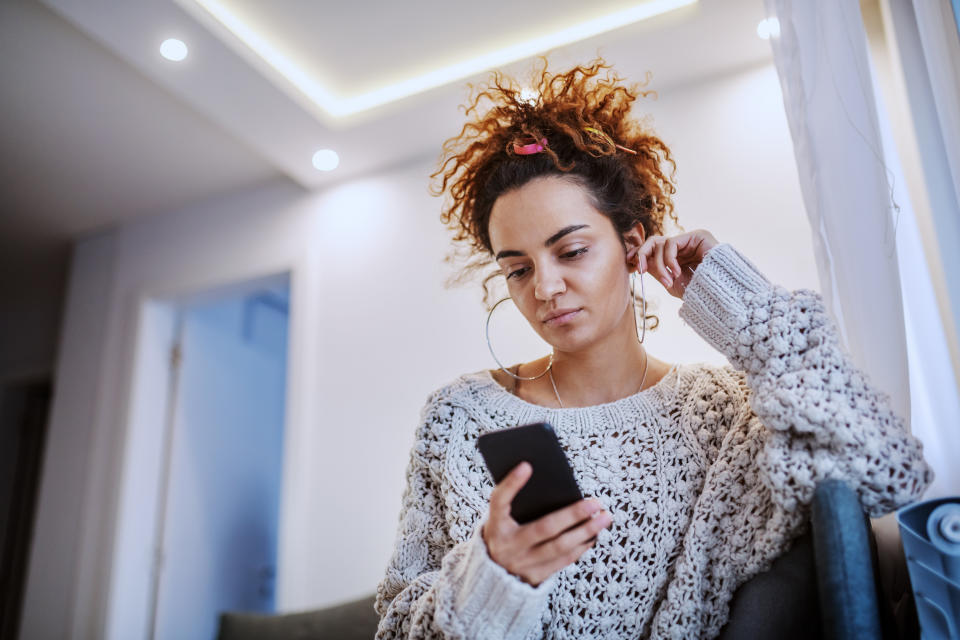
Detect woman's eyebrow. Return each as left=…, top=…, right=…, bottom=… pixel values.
left=495, top=224, right=591, bottom=261
left=545, top=224, right=591, bottom=247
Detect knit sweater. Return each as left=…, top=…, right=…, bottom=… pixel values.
left=374, top=243, right=933, bottom=640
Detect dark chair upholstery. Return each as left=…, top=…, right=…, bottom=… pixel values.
left=216, top=595, right=378, bottom=640
left=217, top=481, right=899, bottom=640
left=719, top=529, right=822, bottom=639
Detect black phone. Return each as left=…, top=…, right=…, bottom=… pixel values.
left=476, top=422, right=583, bottom=524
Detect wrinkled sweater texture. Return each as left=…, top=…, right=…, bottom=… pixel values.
left=374, top=243, right=933, bottom=640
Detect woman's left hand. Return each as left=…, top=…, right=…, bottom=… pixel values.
left=633, top=230, right=719, bottom=299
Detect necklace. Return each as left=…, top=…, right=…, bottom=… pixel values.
left=547, top=350, right=649, bottom=408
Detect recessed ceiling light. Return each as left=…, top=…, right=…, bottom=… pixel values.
left=757, top=17, right=780, bottom=40
left=160, top=38, right=188, bottom=61
left=312, top=149, right=339, bottom=171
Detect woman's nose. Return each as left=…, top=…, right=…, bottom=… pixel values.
left=534, top=265, right=566, bottom=300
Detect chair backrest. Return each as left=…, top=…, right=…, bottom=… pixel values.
left=811, top=479, right=885, bottom=639
left=216, top=595, right=379, bottom=640
left=718, top=529, right=821, bottom=639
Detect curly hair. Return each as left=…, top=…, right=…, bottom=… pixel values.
left=431, top=56, right=680, bottom=322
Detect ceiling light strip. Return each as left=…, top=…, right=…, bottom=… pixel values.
left=187, top=0, right=697, bottom=118
left=185, top=0, right=337, bottom=106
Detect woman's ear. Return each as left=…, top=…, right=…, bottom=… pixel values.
left=622, top=225, right=646, bottom=269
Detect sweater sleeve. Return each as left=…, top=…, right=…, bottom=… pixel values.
left=644, top=244, right=934, bottom=638
left=677, top=242, right=933, bottom=517
left=374, top=394, right=555, bottom=640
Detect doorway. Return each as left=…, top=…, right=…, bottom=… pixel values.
left=106, top=272, right=290, bottom=640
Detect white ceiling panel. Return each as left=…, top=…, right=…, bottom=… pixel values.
left=0, top=0, right=284, bottom=262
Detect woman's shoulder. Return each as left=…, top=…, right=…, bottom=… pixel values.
left=412, top=369, right=501, bottom=436
left=672, top=361, right=751, bottom=408
left=404, top=370, right=506, bottom=455
left=421, top=369, right=497, bottom=408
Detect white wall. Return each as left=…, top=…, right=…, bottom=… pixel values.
left=20, top=231, right=120, bottom=640
left=21, top=61, right=818, bottom=638
left=639, top=62, right=818, bottom=366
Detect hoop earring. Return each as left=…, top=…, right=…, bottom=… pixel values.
left=485, top=297, right=554, bottom=381
left=631, top=271, right=647, bottom=344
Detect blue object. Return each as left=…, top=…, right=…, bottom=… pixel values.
left=898, top=497, right=960, bottom=639
left=952, top=1, right=960, bottom=52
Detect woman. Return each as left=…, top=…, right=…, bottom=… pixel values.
left=374, top=59, right=932, bottom=639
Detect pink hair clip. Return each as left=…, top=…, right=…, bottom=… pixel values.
left=513, top=137, right=547, bottom=155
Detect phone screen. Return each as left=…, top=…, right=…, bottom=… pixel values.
left=477, top=422, right=583, bottom=524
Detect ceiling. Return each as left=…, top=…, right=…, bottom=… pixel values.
left=217, top=0, right=696, bottom=98
left=0, top=0, right=775, bottom=280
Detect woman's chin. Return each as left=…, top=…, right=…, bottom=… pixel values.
left=539, top=318, right=636, bottom=354
left=538, top=326, right=598, bottom=354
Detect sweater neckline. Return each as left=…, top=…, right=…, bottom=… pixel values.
left=468, top=362, right=684, bottom=420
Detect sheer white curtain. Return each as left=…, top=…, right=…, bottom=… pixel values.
left=764, top=0, right=959, bottom=497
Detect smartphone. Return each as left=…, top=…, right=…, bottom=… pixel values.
left=477, top=422, right=583, bottom=524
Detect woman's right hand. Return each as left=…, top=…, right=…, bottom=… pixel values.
left=481, top=461, right=613, bottom=587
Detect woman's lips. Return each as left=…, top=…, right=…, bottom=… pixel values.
left=543, top=309, right=581, bottom=326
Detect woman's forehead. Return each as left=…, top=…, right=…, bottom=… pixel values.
left=489, top=176, right=609, bottom=250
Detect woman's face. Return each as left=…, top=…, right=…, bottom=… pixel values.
left=488, top=175, right=643, bottom=353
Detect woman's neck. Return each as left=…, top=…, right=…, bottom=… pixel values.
left=513, top=308, right=670, bottom=408
left=550, top=330, right=648, bottom=407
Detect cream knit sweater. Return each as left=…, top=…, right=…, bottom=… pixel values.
left=374, top=243, right=933, bottom=639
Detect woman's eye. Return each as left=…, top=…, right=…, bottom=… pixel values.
left=561, top=247, right=589, bottom=259
left=506, top=267, right=529, bottom=280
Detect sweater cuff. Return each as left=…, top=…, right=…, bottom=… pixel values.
left=449, top=523, right=555, bottom=640
left=678, top=243, right=773, bottom=358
